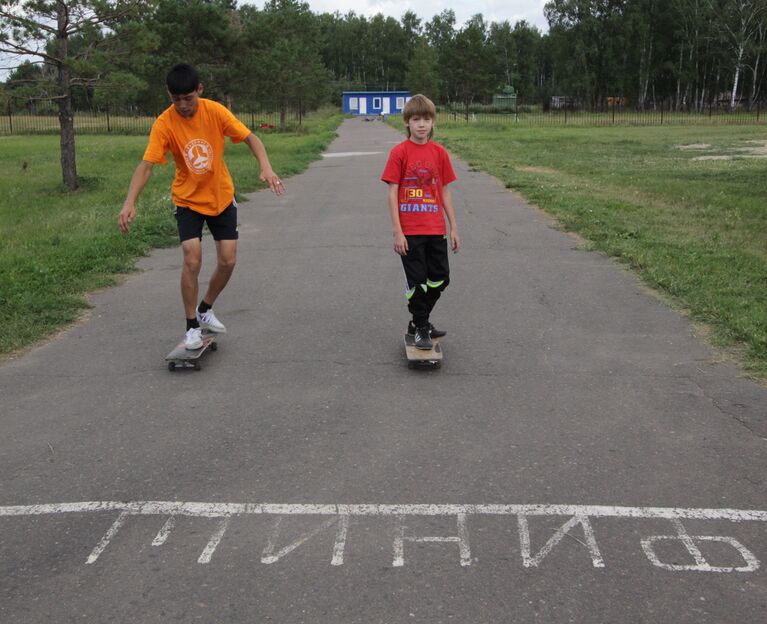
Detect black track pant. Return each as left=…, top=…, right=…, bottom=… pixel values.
left=400, top=235, right=450, bottom=327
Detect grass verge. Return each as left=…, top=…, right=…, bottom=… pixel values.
left=429, top=122, right=767, bottom=379
left=1, top=109, right=343, bottom=356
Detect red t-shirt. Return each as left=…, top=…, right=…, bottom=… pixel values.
left=381, top=139, right=457, bottom=235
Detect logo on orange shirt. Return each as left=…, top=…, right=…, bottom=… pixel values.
left=184, top=139, right=213, bottom=174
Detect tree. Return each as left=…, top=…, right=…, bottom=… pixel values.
left=4, top=59, right=54, bottom=111
left=447, top=14, right=495, bottom=116
left=747, top=8, right=766, bottom=105
left=0, top=80, right=9, bottom=113
left=544, top=0, right=602, bottom=104
left=0, top=0, right=151, bottom=190
left=670, top=0, right=712, bottom=110
left=134, top=0, right=237, bottom=111
left=425, top=9, right=456, bottom=102
left=367, top=13, right=407, bottom=90
left=542, top=0, right=681, bottom=109
left=709, top=0, right=767, bottom=108
left=401, top=10, right=422, bottom=52
left=236, top=0, right=330, bottom=125
left=425, top=8, right=456, bottom=53
left=511, top=21, right=543, bottom=101
left=405, top=38, right=440, bottom=98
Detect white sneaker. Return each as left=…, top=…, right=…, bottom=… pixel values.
left=184, top=327, right=203, bottom=350
left=196, top=308, right=226, bottom=333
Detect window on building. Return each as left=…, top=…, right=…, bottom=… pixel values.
left=396, top=97, right=405, bottom=109
left=349, top=97, right=358, bottom=110
left=373, top=97, right=382, bottom=109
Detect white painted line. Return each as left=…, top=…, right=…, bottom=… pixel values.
left=519, top=514, right=604, bottom=568
left=86, top=511, right=129, bottom=564
left=256, top=503, right=338, bottom=516
left=393, top=513, right=472, bottom=567
left=457, top=513, right=471, bottom=566
left=579, top=514, right=605, bottom=568
left=392, top=517, right=405, bottom=567
left=332, top=515, right=350, bottom=566
left=198, top=517, right=231, bottom=564
left=152, top=516, right=176, bottom=546
left=671, top=518, right=707, bottom=567
left=641, top=518, right=760, bottom=573
left=3, top=501, right=766, bottom=522
left=3, top=501, right=764, bottom=572
left=262, top=517, right=338, bottom=564
left=322, top=151, right=383, bottom=158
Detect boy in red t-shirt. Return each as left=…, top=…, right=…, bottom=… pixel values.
left=118, top=64, right=284, bottom=350
left=381, top=94, right=460, bottom=350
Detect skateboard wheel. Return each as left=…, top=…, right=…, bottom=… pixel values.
left=193, top=362, right=201, bottom=371
left=168, top=362, right=176, bottom=371
left=210, top=342, right=218, bottom=351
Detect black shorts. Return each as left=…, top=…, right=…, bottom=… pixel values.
left=175, top=201, right=239, bottom=242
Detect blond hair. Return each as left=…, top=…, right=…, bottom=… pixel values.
left=403, top=94, right=436, bottom=139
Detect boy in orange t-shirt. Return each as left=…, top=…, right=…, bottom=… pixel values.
left=118, top=64, right=284, bottom=349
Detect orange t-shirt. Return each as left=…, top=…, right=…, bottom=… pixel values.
left=143, top=98, right=251, bottom=216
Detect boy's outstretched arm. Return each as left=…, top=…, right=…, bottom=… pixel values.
left=442, top=186, right=460, bottom=253
left=118, top=160, right=154, bottom=234
left=244, top=133, right=284, bottom=195
left=388, top=183, right=408, bottom=256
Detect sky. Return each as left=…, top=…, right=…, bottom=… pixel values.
left=251, top=0, right=551, bottom=31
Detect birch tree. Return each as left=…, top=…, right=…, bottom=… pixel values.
left=709, top=0, right=767, bottom=108
left=746, top=9, right=766, bottom=106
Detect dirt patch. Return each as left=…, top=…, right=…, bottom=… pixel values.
left=515, top=165, right=558, bottom=175
left=693, top=155, right=734, bottom=161
left=737, top=140, right=767, bottom=155
left=685, top=139, right=767, bottom=161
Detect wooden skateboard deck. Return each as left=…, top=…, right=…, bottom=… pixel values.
left=404, top=334, right=442, bottom=368
left=166, top=332, right=218, bottom=371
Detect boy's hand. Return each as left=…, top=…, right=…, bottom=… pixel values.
left=118, top=204, right=136, bottom=234
left=260, top=169, right=285, bottom=195
left=393, top=232, right=408, bottom=256
left=450, top=230, right=461, bottom=253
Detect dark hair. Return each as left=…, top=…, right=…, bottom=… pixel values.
left=166, top=64, right=200, bottom=95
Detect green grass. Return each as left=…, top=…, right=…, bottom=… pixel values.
left=1, top=109, right=343, bottom=355
left=430, top=122, right=767, bottom=378
left=433, top=110, right=765, bottom=127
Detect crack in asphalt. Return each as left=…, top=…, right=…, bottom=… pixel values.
left=688, top=377, right=767, bottom=442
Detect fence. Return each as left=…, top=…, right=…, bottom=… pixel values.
left=2, top=102, right=763, bottom=135
left=436, top=101, right=765, bottom=127
left=0, top=107, right=304, bottom=136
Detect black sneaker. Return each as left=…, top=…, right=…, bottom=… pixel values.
left=414, top=325, right=433, bottom=350
left=428, top=322, right=447, bottom=338
left=408, top=321, right=446, bottom=338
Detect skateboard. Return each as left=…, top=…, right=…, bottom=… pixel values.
left=404, top=334, right=442, bottom=369
left=165, top=332, right=218, bottom=371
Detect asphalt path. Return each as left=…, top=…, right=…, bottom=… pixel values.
left=1, top=118, right=766, bottom=623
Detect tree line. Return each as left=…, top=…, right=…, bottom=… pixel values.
left=3, top=0, right=766, bottom=113
left=2, top=0, right=764, bottom=189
